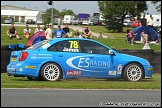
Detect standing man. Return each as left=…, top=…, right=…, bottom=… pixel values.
left=140, top=15, right=147, bottom=26
left=23, top=24, right=31, bottom=38
left=45, top=23, right=53, bottom=40
left=6, top=23, right=21, bottom=40
left=53, top=25, right=66, bottom=38
left=147, top=14, right=153, bottom=28
left=63, top=24, right=72, bottom=37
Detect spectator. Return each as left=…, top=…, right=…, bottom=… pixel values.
left=34, top=25, right=43, bottom=33
left=63, top=24, right=72, bottom=37
left=140, top=15, right=147, bottom=26
left=146, top=14, right=153, bottom=28
left=141, top=30, right=149, bottom=44
left=23, top=24, right=31, bottom=38
left=44, top=24, right=49, bottom=31
left=45, top=23, right=53, bottom=40
left=97, top=32, right=103, bottom=38
left=73, top=29, right=80, bottom=38
left=127, top=30, right=137, bottom=45
left=6, top=23, right=21, bottom=40
left=82, top=26, right=92, bottom=39
left=53, top=25, right=66, bottom=38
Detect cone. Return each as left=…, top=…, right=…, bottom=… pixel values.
left=142, top=43, right=150, bottom=49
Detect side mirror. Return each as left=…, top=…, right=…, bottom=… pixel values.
left=109, top=50, right=114, bottom=55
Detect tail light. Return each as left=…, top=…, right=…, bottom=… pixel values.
left=19, top=52, right=28, bottom=61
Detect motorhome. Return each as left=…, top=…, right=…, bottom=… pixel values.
left=63, top=15, right=75, bottom=25
left=144, top=14, right=161, bottom=28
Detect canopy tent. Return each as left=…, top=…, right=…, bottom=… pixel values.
left=26, top=31, right=46, bottom=46
left=132, top=26, right=159, bottom=41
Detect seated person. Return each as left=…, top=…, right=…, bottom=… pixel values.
left=6, top=23, right=21, bottom=40
left=97, top=32, right=103, bottom=38
left=141, top=30, right=149, bottom=44
left=34, top=25, right=43, bottom=33
left=82, top=26, right=92, bottom=39
left=63, top=24, right=72, bottom=37
left=73, top=29, right=80, bottom=38
left=127, top=30, right=137, bottom=45
left=23, top=25, right=31, bottom=38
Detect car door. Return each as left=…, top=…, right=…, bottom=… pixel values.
left=79, top=40, right=119, bottom=77
left=50, top=40, right=86, bottom=76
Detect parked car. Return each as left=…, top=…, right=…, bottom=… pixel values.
left=4, top=18, right=12, bottom=24
left=36, top=19, right=44, bottom=25
left=123, top=21, right=132, bottom=27
left=82, top=20, right=89, bottom=25
left=71, top=18, right=79, bottom=25
left=131, top=20, right=140, bottom=28
left=26, top=19, right=36, bottom=24
left=7, top=38, right=153, bottom=82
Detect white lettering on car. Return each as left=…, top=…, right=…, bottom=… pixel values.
left=66, top=56, right=110, bottom=72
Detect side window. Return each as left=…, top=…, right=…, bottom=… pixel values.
left=81, top=40, right=109, bottom=55
left=48, top=40, right=81, bottom=53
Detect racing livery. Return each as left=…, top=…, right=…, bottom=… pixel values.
left=7, top=38, right=153, bottom=81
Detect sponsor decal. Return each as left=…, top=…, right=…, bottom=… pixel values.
left=66, top=70, right=82, bottom=76
left=25, top=66, right=36, bottom=69
left=42, top=43, right=50, bottom=49
left=109, top=71, right=116, bottom=75
left=31, top=54, right=37, bottom=59
left=66, top=56, right=110, bottom=72
left=63, top=47, right=79, bottom=52
left=37, top=54, right=52, bottom=59
left=117, top=64, right=122, bottom=74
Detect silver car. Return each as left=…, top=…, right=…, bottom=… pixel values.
left=4, top=18, right=12, bottom=24
left=72, top=18, right=79, bottom=25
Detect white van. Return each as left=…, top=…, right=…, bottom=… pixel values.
left=63, top=15, right=75, bottom=25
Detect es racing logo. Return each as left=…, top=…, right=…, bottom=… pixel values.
left=66, top=56, right=110, bottom=72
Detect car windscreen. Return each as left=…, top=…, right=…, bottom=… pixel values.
left=26, top=40, right=52, bottom=50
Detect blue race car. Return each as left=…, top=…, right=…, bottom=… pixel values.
left=7, top=38, right=153, bottom=82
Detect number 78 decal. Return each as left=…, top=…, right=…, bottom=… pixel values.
left=69, top=41, right=79, bottom=48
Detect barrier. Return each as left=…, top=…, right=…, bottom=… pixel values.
left=1, top=47, right=161, bottom=73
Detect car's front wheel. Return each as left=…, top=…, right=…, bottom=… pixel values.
left=40, top=63, right=62, bottom=81
left=123, top=63, right=143, bottom=82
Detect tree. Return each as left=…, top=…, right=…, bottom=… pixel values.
left=151, top=1, right=161, bottom=12
left=98, top=1, right=147, bottom=32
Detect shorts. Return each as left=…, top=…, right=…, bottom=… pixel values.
left=9, top=34, right=17, bottom=37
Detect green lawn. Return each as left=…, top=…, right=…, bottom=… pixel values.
left=1, top=25, right=160, bottom=51
left=1, top=73, right=161, bottom=89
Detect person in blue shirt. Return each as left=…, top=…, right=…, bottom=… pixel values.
left=53, top=25, right=66, bottom=38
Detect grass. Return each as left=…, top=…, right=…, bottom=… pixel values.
left=1, top=25, right=160, bottom=51
left=1, top=73, right=161, bottom=89
left=1, top=25, right=161, bottom=89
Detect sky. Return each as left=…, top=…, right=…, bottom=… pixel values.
left=1, top=1, right=161, bottom=15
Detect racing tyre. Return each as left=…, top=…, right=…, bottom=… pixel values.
left=123, top=63, right=143, bottom=82
left=40, top=63, right=62, bottom=81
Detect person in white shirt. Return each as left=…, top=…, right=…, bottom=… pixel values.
left=23, top=25, right=31, bottom=38
left=146, top=14, right=153, bottom=28
left=45, top=23, right=53, bottom=40
left=34, top=25, right=43, bottom=33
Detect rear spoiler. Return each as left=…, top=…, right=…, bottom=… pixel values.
left=8, top=44, right=25, bottom=51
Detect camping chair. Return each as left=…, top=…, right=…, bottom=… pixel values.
left=126, top=30, right=131, bottom=44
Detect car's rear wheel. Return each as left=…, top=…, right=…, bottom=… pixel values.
left=40, top=63, right=62, bottom=81
left=123, top=63, right=143, bottom=82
